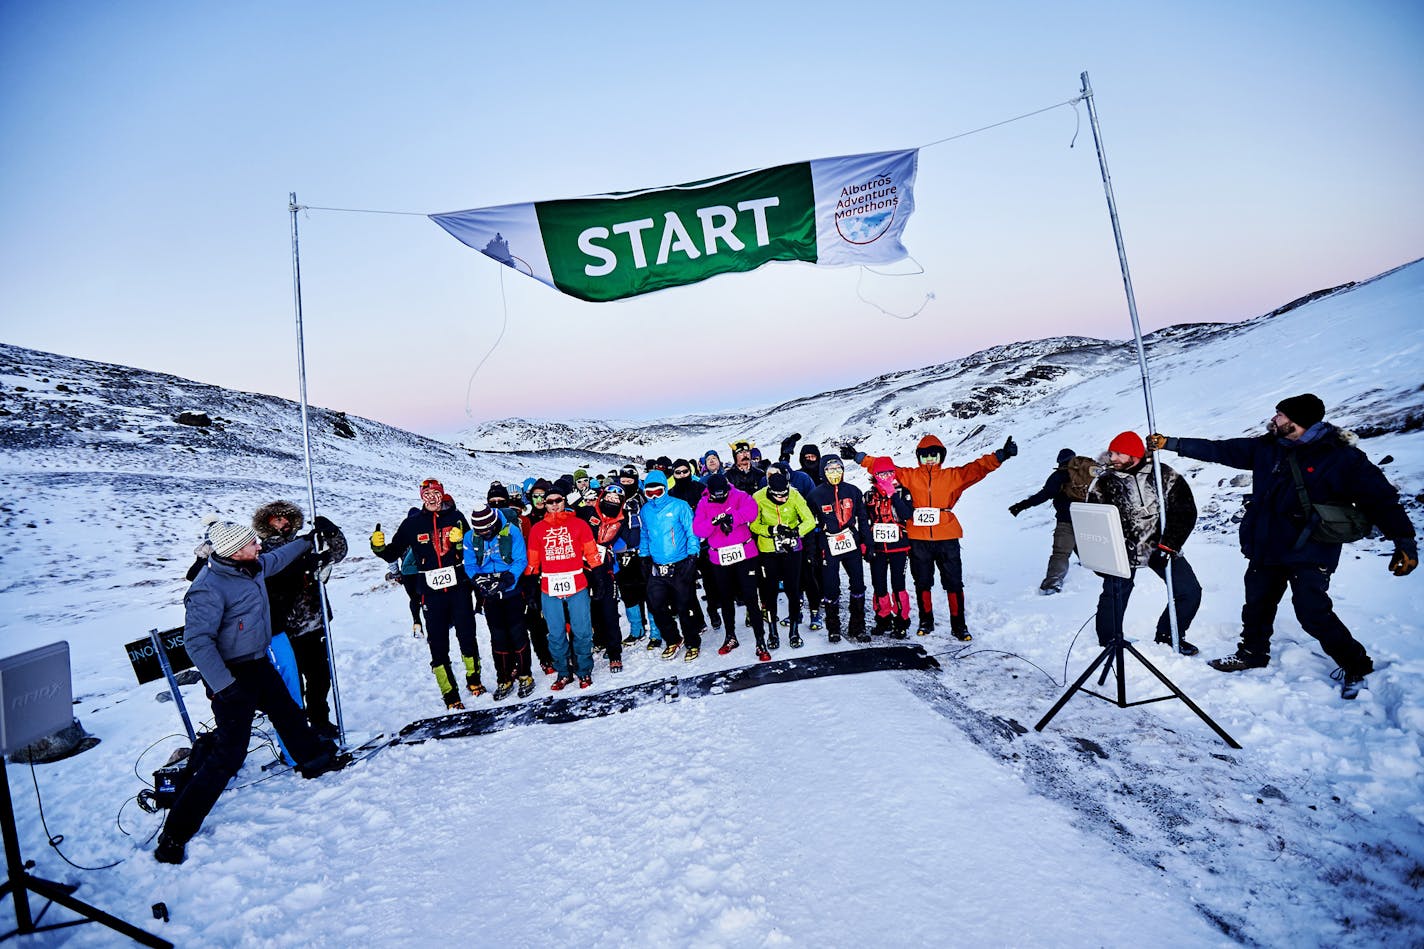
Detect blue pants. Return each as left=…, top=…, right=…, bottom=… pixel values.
left=1095, top=553, right=1202, bottom=647
left=543, top=587, right=594, bottom=678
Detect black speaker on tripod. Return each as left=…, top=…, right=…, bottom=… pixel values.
left=1, top=641, right=171, bottom=947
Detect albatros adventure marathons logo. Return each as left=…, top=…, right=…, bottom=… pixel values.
left=833, top=166, right=905, bottom=246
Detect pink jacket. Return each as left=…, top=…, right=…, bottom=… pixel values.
left=692, top=486, right=759, bottom=564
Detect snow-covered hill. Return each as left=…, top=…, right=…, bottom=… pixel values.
left=1, top=258, right=1422, bottom=946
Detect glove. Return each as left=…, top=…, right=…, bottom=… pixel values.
left=193, top=540, right=213, bottom=560
left=312, top=515, right=339, bottom=538
left=1390, top=539, right=1418, bottom=577
left=497, top=571, right=517, bottom=589
left=840, top=443, right=857, bottom=461
left=775, top=524, right=796, bottom=539
left=780, top=433, right=801, bottom=457
left=994, top=436, right=1018, bottom=463
left=447, top=525, right=463, bottom=545
left=1008, top=501, right=1028, bottom=517
left=369, top=523, right=385, bottom=552
left=1146, top=433, right=1169, bottom=452
left=859, top=542, right=868, bottom=556
left=384, top=564, right=401, bottom=584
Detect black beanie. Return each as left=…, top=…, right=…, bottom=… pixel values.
left=767, top=471, right=789, bottom=494
left=706, top=472, right=729, bottom=497
left=1276, top=393, right=1325, bottom=429
left=1056, top=448, right=1075, bottom=465
left=487, top=482, right=509, bottom=502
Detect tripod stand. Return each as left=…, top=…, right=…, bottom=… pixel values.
left=1034, top=623, right=1240, bottom=749
left=2, top=759, right=171, bottom=947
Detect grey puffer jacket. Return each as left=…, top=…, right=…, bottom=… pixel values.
left=183, top=538, right=311, bottom=692
left=1087, top=456, right=1196, bottom=567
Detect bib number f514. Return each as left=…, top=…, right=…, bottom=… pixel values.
left=872, top=523, right=900, bottom=544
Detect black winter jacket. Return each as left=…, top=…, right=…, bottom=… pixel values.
left=1172, top=424, right=1414, bottom=568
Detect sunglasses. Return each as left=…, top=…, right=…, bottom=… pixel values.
left=531, top=493, right=546, bottom=501
left=918, top=453, right=941, bottom=463
left=673, top=469, right=690, bottom=477
left=874, top=470, right=895, bottom=478
left=544, top=496, right=566, bottom=505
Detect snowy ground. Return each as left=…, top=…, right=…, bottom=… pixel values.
left=2, top=263, right=1422, bottom=946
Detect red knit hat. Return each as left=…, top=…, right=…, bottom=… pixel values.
left=871, top=456, right=896, bottom=475
left=1109, top=431, right=1145, bottom=459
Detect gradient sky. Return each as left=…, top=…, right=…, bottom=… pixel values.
left=2, top=1, right=1420, bottom=435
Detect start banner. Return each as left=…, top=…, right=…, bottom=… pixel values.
left=430, top=149, right=917, bottom=302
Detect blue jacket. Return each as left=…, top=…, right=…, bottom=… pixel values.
left=638, top=472, right=699, bottom=564
left=183, top=538, right=312, bottom=693
left=1173, top=424, right=1414, bottom=568
left=462, top=509, right=528, bottom=597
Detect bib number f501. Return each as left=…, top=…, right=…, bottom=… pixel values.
left=715, top=544, right=747, bottom=566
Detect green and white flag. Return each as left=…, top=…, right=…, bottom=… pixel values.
left=430, top=149, right=917, bottom=303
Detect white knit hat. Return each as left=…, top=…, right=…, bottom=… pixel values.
left=207, top=518, right=257, bottom=557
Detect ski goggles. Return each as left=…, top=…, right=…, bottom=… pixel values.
left=917, top=451, right=944, bottom=464
left=643, top=485, right=666, bottom=499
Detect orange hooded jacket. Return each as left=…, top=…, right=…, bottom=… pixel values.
left=859, top=434, right=1002, bottom=541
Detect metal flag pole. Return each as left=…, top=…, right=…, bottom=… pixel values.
left=289, top=192, right=346, bottom=746
left=1078, top=72, right=1182, bottom=652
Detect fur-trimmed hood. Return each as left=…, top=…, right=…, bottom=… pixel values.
left=253, top=500, right=305, bottom=539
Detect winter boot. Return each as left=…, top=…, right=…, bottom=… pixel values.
left=809, top=609, right=824, bottom=631
left=154, top=834, right=186, bottom=865
left=894, top=591, right=912, bottom=638
left=660, top=642, right=681, bottom=660
left=622, top=604, right=646, bottom=644
left=825, top=602, right=842, bottom=644
left=947, top=592, right=971, bottom=642
left=1334, top=668, right=1367, bottom=700
left=516, top=675, right=536, bottom=698
left=1154, top=631, right=1200, bottom=656
left=433, top=662, right=463, bottom=708
left=463, top=655, right=486, bottom=696
left=768, top=626, right=781, bottom=651
left=848, top=594, right=869, bottom=643
left=917, top=589, right=935, bottom=636
left=1039, top=578, right=1062, bottom=595
left=1208, top=650, right=1269, bottom=673
left=872, top=594, right=893, bottom=635
left=493, top=680, right=515, bottom=701
left=718, top=633, right=740, bottom=656
left=789, top=621, right=804, bottom=649
left=756, top=643, right=772, bottom=662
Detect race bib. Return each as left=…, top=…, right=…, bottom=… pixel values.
left=828, top=531, right=857, bottom=556
left=913, top=508, right=941, bottom=526
left=873, top=523, right=900, bottom=544
left=715, top=544, right=747, bottom=566
left=424, top=566, right=458, bottom=590
left=545, top=570, right=580, bottom=598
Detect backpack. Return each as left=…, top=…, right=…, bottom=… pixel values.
left=1060, top=456, right=1102, bottom=503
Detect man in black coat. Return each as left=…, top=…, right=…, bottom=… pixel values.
left=1150, top=393, right=1418, bottom=698
left=254, top=500, right=347, bottom=739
